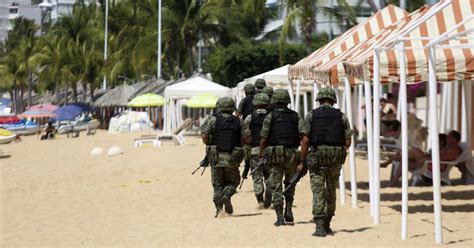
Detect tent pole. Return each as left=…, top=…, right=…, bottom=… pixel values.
left=461, top=81, right=472, bottom=143
left=428, top=46, right=443, bottom=245
left=372, top=48, right=381, bottom=225
left=446, top=83, right=453, bottom=131
left=313, top=83, right=320, bottom=109
left=295, top=79, right=301, bottom=114
left=288, top=79, right=296, bottom=110
left=334, top=84, right=346, bottom=206
left=344, top=77, right=358, bottom=208
left=358, top=84, right=364, bottom=140
left=398, top=42, right=409, bottom=240
left=364, top=80, right=375, bottom=218
left=440, top=84, right=447, bottom=133
left=303, top=92, right=308, bottom=115
left=453, top=81, right=459, bottom=131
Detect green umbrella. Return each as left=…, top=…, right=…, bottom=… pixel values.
left=186, top=94, right=218, bottom=108
left=128, top=93, right=165, bottom=107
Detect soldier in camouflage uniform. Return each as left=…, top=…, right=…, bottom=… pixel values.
left=201, top=97, right=244, bottom=217
left=235, top=84, right=256, bottom=189
left=298, top=87, right=353, bottom=236
left=262, top=86, right=274, bottom=98
left=259, top=89, right=302, bottom=226
left=262, top=86, right=274, bottom=112
left=243, top=93, right=272, bottom=209
left=254, top=78, right=267, bottom=93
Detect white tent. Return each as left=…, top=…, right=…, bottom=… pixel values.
left=163, top=75, right=230, bottom=132
left=235, top=65, right=314, bottom=113
left=108, top=111, right=153, bottom=133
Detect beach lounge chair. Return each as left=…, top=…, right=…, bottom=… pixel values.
left=134, top=118, right=193, bottom=147
left=0, top=149, right=11, bottom=159
left=411, top=142, right=473, bottom=186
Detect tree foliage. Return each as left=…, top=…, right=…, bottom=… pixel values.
left=205, top=43, right=307, bottom=87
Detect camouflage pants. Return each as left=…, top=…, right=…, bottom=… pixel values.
left=269, top=152, right=298, bottom=208
left=250, top=154, right=271, bottom=197
left=308, top=148, right=341, bottom=219
left=211, top=166, right=241, bottom=206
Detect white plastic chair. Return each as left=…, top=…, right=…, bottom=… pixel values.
left=134, top=118, right=192, bottom=148
left=412, top=143, right=473, bottom=186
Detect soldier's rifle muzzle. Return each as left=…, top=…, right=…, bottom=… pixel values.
left=284, top=160, right=307, bottom=197
left=191, top=155, right=209, bottom=175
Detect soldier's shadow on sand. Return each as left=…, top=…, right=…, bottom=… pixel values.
left=336, top=227, right=372, bottom=233
left=230, top=213, right=263, bottom=218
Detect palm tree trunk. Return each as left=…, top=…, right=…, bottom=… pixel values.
left=367, top=0, right=379, bottom=12
left=187, top=46, right=195, bottom=75
left=28, top=68, right=32, bottom=108
left=72, top=81, right=78, bottom=102
left=65, top=82, right=69, bottom=105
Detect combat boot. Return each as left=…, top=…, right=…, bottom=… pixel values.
left=284, top=200, right=294, bottom=223
left=256, top=193, right=264, bottom=209
left=312, top=218, right=327, bottom=237
left=214, top=201, right=223, bottom=218
left=263, top=188, right=272, bottom=208
left=325, top=215, right=333, bottom=234
left=222, top=196, right=233, bottom=214
left=274, top=206, right=285, bottom=226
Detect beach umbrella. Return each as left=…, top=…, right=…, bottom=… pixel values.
left=53, top=105, right=83, bottom=121
left=20, top=104, right=58, bottom=118
left=128, top=93, right=165, bottom=107
left=186, top=94, right=218, bottom=108
left=68, top=102, right=95, bottom=112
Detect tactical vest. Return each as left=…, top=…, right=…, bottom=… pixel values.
left=268, top=109, right=300, bottom=148
left=212, top=114, right=242, bottom=152
left=249, top=111, right=268, bottom=147
left=310, top=107, right=345, bottom=147
left=242, top=95, right=255, bottom=119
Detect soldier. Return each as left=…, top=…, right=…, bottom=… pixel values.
left=235, top=84, right=256, bottom=185
left=243, top=93, right=272, bottom=209
left=298, top=87, right=352, bottom=237
left=255, top=78, right=267, bottom=93
left=262, top=86, right=274, bottom=112
left=259, top=89, right=302, bottom=226
left=235, top=83, right=256, bottom=119
left=201, top=97, right=244, bottom=218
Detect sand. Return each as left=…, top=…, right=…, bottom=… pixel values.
left=0, top=131, right=472, bottom=247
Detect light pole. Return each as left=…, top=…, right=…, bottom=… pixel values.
left=157, top=0, right=162, bottom=79
left=196, top=0, right=207, bottom=73
left=103, top=0, right=109, bottom=90
left=39, top=0, right=53, bottom=34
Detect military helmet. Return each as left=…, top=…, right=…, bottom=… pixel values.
left=252, top=93, right=270, bottom=106
left=217, top=97, right=236, bottom=112
left=316, top=87, right=337, bottom=103
left=244, top=83, right=256, bottom=94
left=262, top=86, right=273, bottom=97
left=255, top=79, right=266, bottom=89
left=271, top=89, right=291, bottom=104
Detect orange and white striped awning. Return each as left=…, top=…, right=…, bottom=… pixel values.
left=344, top=0, right=474, bottom=84
left=288, top=5, right=408, bottom=84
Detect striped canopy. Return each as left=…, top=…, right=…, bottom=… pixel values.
left=288, top=5, right=408, bottom=84
left=344, top=0, right=474, bottom=84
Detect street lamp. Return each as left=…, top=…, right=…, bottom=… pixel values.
left=196, top=0, right=208, bottom=73
left=39, top=0, right=53, bottom=34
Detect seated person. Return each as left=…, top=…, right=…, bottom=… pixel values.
left=41, top=122, right=55, bottom=140
left=382, top=131, right=462, bottom=186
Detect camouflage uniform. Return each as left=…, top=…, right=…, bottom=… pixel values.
left=201, top=97, right=244, bottom=217
left=260, top=89, right=302, bottom=226
left=236, top=84, right=256, bottom=192
left=300, top=87, right=353, bottom=236
left=243, top=93, right=272, bottom=207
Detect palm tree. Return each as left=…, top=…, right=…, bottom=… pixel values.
left=279, top=0, right=359, bottom=55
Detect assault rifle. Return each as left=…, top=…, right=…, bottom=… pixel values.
left=239, top=155, right=267, bottom=190
left=191, top=155, right=209, bottom=176
left=284, top=160, right=307, bottom=197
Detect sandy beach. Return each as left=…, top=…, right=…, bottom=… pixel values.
left=0, top=131, right=472, bottom=247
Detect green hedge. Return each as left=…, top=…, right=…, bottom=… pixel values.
left=205, top=43, right=307, bottom=87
